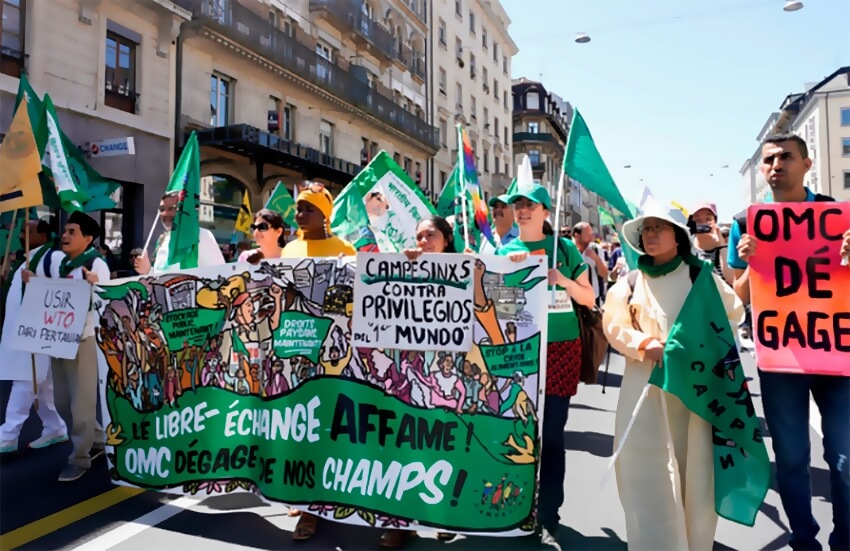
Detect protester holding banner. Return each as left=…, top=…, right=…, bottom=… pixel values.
left=281, top=182, right=356, bottom=260
left=134, top=192, right=225, bottom=275
left=0, top=220, right=67, bottom=454
left=21, top=212, right=110, bottom=481
left=496, top=182, right=595, bottom=543
left=728, top=133, right=849, bottom=551
left=238, top=209, right=285, bottom=263
left=282, top=181, right=354, bottom=541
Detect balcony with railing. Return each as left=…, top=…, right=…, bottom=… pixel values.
left=513, top=132, right=563, bottom=148
left=308, top=0, right=401, bottom=66
left=175, top=0, right=438, bottom=151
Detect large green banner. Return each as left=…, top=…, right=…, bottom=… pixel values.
left=93, top=255, right=547, bottom=535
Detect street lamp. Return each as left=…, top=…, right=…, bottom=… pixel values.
left=575, top=33, right=591, bottom=44
left=783, top=1, right=803, bottom=12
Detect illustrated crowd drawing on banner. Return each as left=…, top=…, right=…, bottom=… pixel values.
left=93, top=254, right=548, bottom=535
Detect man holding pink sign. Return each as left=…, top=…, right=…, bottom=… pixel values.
left=728, top=133, right=850, bottom=551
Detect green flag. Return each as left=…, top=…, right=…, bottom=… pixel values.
left=330, top=182, right=370, bottom=249
left=598, top=205, right=615, bottom=227
left=563, top=109, right=633, bottom=219
left=435, top=165, right=459, bottom=218
left=648, top=263, right=770, bottom=527
left=165, top=132, right=201, bottom=269
left=265, top=181, right=297, bottom=228
left=38, top=97, right=89, bottom=213
left=16, top=77, right=118, bottom=213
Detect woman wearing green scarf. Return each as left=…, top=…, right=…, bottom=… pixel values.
left=602, top=203, right=743, bottom=551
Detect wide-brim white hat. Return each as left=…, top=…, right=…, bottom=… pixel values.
left=622, top=198, right=691, bottom=253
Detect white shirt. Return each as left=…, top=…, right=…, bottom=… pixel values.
left=152, top=228, right=225, bottom=273
left=45, top=250, right=111, bottom=339
left=581, top=243, right=602, bottom=300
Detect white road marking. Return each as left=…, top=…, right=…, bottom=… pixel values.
left=72, top=496, right=198, bottom=551
left=810, top=399, right=823, bottom=437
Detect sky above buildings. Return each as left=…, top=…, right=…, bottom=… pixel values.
left=503, top=0, right=848, bottom=221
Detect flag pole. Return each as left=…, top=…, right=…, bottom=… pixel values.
left=142, top=212, right=161, bottom=255
left=551, top=170, right=566, bottom=305
left=456, top=125, right=470, bottom=251
left=1, top=210, right=18, bottom=277
left=23, top=221, right=38, bottom=408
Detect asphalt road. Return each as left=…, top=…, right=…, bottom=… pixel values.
left=0, top=348, right=837, bottom=550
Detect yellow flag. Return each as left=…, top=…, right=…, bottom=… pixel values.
left=234, top=191, right=253, bottom=235
left=671, top=200, right=689, bottom=217
left=0, top=102, right=43, bottom=212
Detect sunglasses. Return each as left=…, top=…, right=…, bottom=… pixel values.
left=296, top=182, right=326, bottom=194
left=250, top=222, right=270, bottom=232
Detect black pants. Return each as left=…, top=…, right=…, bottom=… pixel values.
left=537, top=394, right=572, bottom=531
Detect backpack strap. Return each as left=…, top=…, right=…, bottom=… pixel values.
left=625, top=265, right=700, bottom=331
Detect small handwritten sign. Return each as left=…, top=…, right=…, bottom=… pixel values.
left=352, top=253, right=474, bottom=351
left=9, top=277, right=91, bottom=359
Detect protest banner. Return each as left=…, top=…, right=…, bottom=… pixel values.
left=747, top=202, right=850, bottom=375
left=9, top=276, right=90, bottom=359
left=94, top=255, right=548, bottom=535
left=331, top=151, right=436, bottom=252
left=352, top=253, right=474, bottom=352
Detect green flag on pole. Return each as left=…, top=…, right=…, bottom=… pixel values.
left=435, top=165, right=460, bottom=218
left=598, top=205, right=615, bottom=227
left=39, top=96, right=89, bottom=213
left=563, top=109, right=633, bottom=219
left=648, top=262, right=770, bottom=527
left=165, top=132, right=201, bottom=269
left=330, top=182, right=370, bottom=248
left=265, top=181, right=297, bottom=228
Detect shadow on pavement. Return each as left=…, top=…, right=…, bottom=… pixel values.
left=569, top=404, right=614, bottom=414
left=564, top=430, right=613, bottom=458
left=557, top=526, right=626, bottom=550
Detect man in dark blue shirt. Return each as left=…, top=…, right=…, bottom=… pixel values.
left=728, top=133, right=850, bottom=551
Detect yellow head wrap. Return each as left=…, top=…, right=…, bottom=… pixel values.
left=296, top=186, right=334, bottom=236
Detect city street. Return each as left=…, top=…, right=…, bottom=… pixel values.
left=0, top=349, right=836, bottom=551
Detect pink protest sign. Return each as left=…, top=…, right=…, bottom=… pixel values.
left=747, top=202, right=850, bottom=375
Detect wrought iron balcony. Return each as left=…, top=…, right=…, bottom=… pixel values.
left=513, top=132, right=562, bottom=147
left=308, top=0, right=399, bottom=66
left=175, top=0, right=438, bottom=151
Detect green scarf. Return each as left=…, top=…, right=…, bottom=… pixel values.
left=59, top=246, right=103, bottom=279
left=637, top=253, right=702, bottom=277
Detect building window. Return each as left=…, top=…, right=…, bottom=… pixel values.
left=105, top=30, right=138, bottom=114
left=503, top=55, right=508, bottom=74
left=393, top=152, right=401, bottom=165
left=529, top=149, right=540, bottom=165
left=210, top=73, right=231, bottom=126
left=471, top=95, right=476, bottom=119
left=1, top=0, right=24, bottom=77
left=845, top=171, right=850, bottom=190
left=504, top=127, right=508, bottom=145
left=440, top=170, right=448, bottom=187
left=842, top=108, right=850, bottom=126
left=494, top=117, right=500, bottom=138
left=494, top=156, right=500, bottom=174
left=504, top=92, right=508, bottom=110
left=440, top=118, right=448, bottom=146
left=319, top=120, right=333, bottom=155
left=316, top=42, right=332, bottom=81
left=482, top=67, right=489, bottom=90
left=468, top=11, right=475, bottom=33
left=455, top=0, right=461, bottom=17
left=268, top=96, right=281, bottom=135
left=456, top=82, right=463, bottom=109
left=283, top=104, right=295, bottom=140
left=438, top=19, right=446, bottom=46
left=482, top=28, right=487, bottom=49
left=439, top=67, right=447, bottom=94
left=526, top=91, right=540, bottom=110
left=455, top=37, right=462, bottom=59
left=370, top=141, right=378, bottom=160
left=403, top=157, right=412, bottom=176
left=483, top=107, right=489, bottom=128
left=483, top=150, right=489, bottom=172
left=843, top=137, right=850, bottom=156
left=528, top=121, right=539, bottom=133
left=493, top=79, right=499, bottom=100
left=469, top=52, right=476, bottom=79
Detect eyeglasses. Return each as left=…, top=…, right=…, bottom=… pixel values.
left=250, top=222, right=270, bottom=232
left=296, top=181, right=326, bottom=194
left=639, top=222, right=673, bottom=236
left=512, top=201, right=539, bottom=211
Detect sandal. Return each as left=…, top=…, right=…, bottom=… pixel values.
left=437, top=532, right=456, bottom=541
left=292, top=513, right=319, bottom=541
left=380, top=529, right=412, bottom=549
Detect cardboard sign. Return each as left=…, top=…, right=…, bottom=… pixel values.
left=9, top=277, right=91, bottom=359
left=747, top=202, right=850, bottom=375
